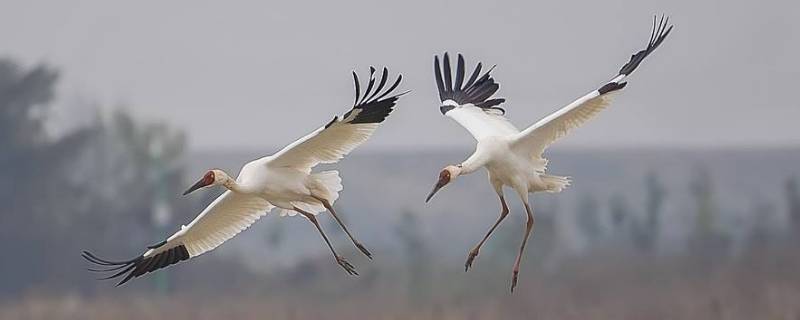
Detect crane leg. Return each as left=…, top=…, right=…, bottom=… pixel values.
left=465, top=194, right=509, bottom=271
left=511, top=200, right=534, bottom=293
left=313, top=196, right=372, bottom=260
left=294, top=207, right=358, bottom=276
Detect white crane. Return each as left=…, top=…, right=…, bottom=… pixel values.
left=425, top=16, right=673, bottom=292
left=84, top=67, right=408, bottom=285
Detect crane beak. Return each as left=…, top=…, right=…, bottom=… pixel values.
left=425, top=180, right=446, bottom=203
left=426, top=170, right=452, bottom=203
left=183, top=178, right=209, bottom=196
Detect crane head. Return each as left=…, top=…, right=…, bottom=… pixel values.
left=425, top=165, right=461, bottom=203
left=183, top=170, right=219, bottom=195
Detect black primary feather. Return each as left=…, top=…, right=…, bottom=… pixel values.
left=618, top=15, right=673, bottom=76
left=433, top=53, right=506, bottom=115
left=342, top=67, right=408, bottom=125
left=352, top=71, right=361, bottom=106
left=443, top=53, right=453, bottom=96
left=598, top=15, right=673, bottom=95
left=83, top=242, right=191, bottom=286
left=359, top=66, right=377, bottom=105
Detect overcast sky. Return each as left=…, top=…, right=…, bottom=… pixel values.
left=2, top=0, right=798, bottom=151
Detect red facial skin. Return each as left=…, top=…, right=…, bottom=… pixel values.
left=183, top=170, right=216, bottom=196
left=202, top=171, right=215, bottom=185
left=438, top=170, right=451, bottom=186
left=426, top=169, right=451, bottom=202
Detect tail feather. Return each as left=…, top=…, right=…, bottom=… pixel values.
left=540, top=174, right=570, bottom=193
left=312, top=170, right=343, bottom=203
left=281, top=171, right=342, bottom=217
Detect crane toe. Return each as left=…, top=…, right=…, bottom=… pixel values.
left=465, top=249, right=479, bottom=272
left=336, top=256, right=359, bottom=276
left=510, top=270, right=520, bottom=293
left=355, top=243, right=373, bottom=260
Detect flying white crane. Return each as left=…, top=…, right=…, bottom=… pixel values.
left=84, top=67, right=408, bottom=285
left=425, top=16, right=673, bottom=292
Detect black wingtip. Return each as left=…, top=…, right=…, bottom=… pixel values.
left=324, top=115, right=339, bottom=129
left=352, top=71, right=361, bottom=107
left=147, top=240, right=167, bottom=249
left=618, top=15, right=673, bottom=76
left=433, top=52, right=505, bottom=112
left=598, top=82, right=627, bottom=94
left=82, top=245, right=190, bottom=286
left=351, top=67, right=405, bottom=106
left=345, top=67, right=406, bottom=124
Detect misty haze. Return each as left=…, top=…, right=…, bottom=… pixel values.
left=1, top=0, right=799, bottom=319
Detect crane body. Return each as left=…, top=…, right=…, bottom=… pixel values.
left=426, top=16, right=673, bottom=292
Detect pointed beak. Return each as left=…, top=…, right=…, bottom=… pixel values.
left=183, top=178, right=209, bottom=196
left=425, top=181, right=445, bottom=203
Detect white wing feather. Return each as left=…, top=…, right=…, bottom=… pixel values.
left=265, top=118, right=380, bottom=172
left=445, top=104, right=519, bottom=141
left=147, top=191, right=274, bottom=258
left=511, top=90, right=617, bottom=158
left=512, top=14, right=674, bottom=158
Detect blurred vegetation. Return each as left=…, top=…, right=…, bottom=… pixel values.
left=0, top=58, right=203, bottom=296
left=0, top=59, right=95, bottom=294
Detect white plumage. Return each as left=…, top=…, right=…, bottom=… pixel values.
left=426, top=16, right=673, bottom=292
left=171, top=191, right=273, bottom=257
left=84, top=67, right=407, bottom=285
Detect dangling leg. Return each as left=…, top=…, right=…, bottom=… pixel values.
left=511, top=194, right=534, bottom=292
left=295, top=207, right=358, bottom=276
left=312, top=196, right=372, bottom=259
left=466, top=181, right=509, bottom=271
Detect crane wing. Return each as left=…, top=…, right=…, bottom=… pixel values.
left=434, top=53, right=519, bottom=141
left=83, top=191, right=274, bottom=286
left=511, top=16, right=673, bottom=158
left=264, top=67, right=407, bottom=172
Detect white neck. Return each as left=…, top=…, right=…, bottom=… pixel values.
left=223, top=180, right=255, bottom=194
left=460, top=151, right=487, bottom=175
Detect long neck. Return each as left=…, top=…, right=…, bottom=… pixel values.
left=460, top=151, right=487, bottom=175
left=223, top=179, right=256, bottom=194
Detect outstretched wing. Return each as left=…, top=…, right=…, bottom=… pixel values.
left=83, top=191, right=274, bottom=286
left=264, top=67, right=407, bottom=172
left=512, top=15, right=673, bottom=158
left=434, top=53, right=519, bottom=141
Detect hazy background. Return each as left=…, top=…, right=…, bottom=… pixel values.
left=3, top=0, right=799, bottom=150
left=1, top=0, right=799, bottom=319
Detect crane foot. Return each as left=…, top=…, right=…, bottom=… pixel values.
left=510, top=270, right=519, bottom=293
left=465, top=249, right=479, bottom=272
left=355, top=243, right=373, bottom=260
left=337, top=256, right=358, bottom=276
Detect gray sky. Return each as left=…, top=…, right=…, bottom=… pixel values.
left=2, top=0, right=798, bottom=151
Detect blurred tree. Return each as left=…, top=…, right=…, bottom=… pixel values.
left=786, top=176, right=800, bottom=235
left=748, top=198, right=776, bottom=252
left=77, top=109, right=189, bottom=292
left=393, top=210, right=431, bottom=303
left=576, top=192, right=602, bottom=242
left=0, top=58, right=95, bottom=294
left=609, top=194, right=629, bottom=229
left=688, top=166, right=729, bottom=258
left=0, top=57, right=193, bottom=296
left=632, top=172, right=666, bottom=254
left=691, top=168, right=716, bottom=235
